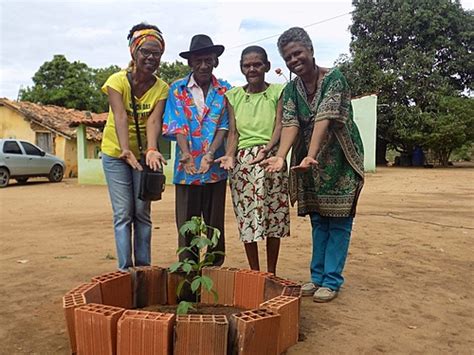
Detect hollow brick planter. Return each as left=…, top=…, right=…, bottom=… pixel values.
left=229, top=308, right=281, bottom=354
left=264, top=275, right=299, bottom=301
left=65, top=266, right=302, bottom=354
left=174, top=314, right=228, bottom=355
left=92, top=271, right=132, bottom=309
left=74, top=303, right=125, bottom=354
left=63, top=293, right=86, bottom=354
left=260, top=295, right=299, bottom=353
left=234, top=270, right=272, bottom=309
left=66, top=282, right=103, bottom=304
left=130, top=266, right=167, bottom=308
left=200, top=266, right=238, bottom=306
left=117, top=310, right=175, bottom=355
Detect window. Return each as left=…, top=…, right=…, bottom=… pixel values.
left=36, top=132, right=53, bottom=153
left=21, top=142, right=43, bottom=156
left=3, top=141, right=22, bottom=154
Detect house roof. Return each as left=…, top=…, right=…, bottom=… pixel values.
left=0, top=98, right=103, bottom=141
left=69, top=112, right=108, bottom=128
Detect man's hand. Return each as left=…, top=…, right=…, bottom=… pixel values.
left=197, top=153, right=214, bottom=174
left=179, top=152, right=197, bottom=174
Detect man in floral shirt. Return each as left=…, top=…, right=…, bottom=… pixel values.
left=163, top=34, right=231, bottom=265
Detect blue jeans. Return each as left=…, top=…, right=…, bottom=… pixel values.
left=310, top=213, right=353, bottom=291
left=102, top=154, right=152, bottom=271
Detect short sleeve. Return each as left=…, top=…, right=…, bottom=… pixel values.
left=101, top=71, right=127, bottom=96
left=281, top=82, right=300, bottom=128
left=162, top=82, right=191, bottom=140
left=225, top=87, right=237, bottom=109
left=155, top=78, right=170, bottom=101
left=216, top=81, right=232, bottom=130
left=315, top=70, right=351, bottom=125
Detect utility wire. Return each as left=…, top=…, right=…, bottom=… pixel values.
left=227, top=11, right=352, bottom=50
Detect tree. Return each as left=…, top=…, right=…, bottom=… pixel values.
left=159, top=60, right=190, bottom=84
left=340, top=0, right=473, bottom=165
left=19, top=56, right=189, bottom=113
left=92, top=65, right=122, bottom=112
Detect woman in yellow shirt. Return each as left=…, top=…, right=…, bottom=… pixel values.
left=101, top=23, right=168, bottom=271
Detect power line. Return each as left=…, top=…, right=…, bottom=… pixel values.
left=227, top=12, right=352, bottom=51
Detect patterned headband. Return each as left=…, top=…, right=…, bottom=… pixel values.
left=129, top=28, right=165, bottom=57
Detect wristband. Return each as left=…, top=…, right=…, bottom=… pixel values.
left=145, top=147, right=158, bottom=155
left=206, top=150, right=215, bottom=158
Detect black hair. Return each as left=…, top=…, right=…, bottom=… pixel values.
left=240, top=46, right=269, bottom=67
left=127, top=22, right=162, bottom=41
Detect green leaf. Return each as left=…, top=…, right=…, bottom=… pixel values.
left=169, top=261, right=183, bottom=273
left=177, top=301, right=194, bottom=315
left=211, top=289, right=219, bottom=303
left=191, top=278, right=201, bottom=293
left=182, top=262, right=193, bottom=274
left=211, top=251, right=226, bottom=256
left=200, top=275, right=214, bottom=292
left=176, top=279, right=187, bottom=297
left=197, top=238, right=212, bottom=249
left=205, top=254, right=215, bottom=264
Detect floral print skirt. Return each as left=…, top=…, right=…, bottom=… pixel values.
left=229, top=145, right=290, bottom=243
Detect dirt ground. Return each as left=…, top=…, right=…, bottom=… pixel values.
left=1, top=166, right=473, bottom=354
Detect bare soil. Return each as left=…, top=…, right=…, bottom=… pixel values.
left=1, top=166, right=473, bottom=354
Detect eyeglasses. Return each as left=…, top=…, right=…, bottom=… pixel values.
left=138, top=48, right=162, bottom=59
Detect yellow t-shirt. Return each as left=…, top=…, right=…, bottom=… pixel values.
left=101, top=70, right=169, bottom=158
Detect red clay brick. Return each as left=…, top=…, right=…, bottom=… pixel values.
left=74, top=303, right=125, bottom=355
left=264, top=275, right=299, bottom=301
left=282, top=285, right=302, bottom=315
left=130, top=266, right=167, bottom=308
left=200, top=266, right=238, bottom=306
left=166, top=272, right=190, bottom=305
left=260, top=295, right=299, bottom=353
left=174, top=314, right=229, bottom=355
left=63, top=293, right=86, bottom=354
left=229, top=308, right=280, bottom=354
left=91, top=271, right=132, bottom=309
left=117, top=310, right=175, bottom=355
left=66, top=282, right=102, bottom=304
left=234, top=270, right=272, bottom=309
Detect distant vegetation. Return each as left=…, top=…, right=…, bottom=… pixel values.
left=337, top=0, right=473, bottom=165
left=19, top=55, right=190, bottom=113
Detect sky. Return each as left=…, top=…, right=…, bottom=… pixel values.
left=1, top=0, right=473, bottom=101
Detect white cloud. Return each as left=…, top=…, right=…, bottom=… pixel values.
left=1, top=0, right=472, bottom=100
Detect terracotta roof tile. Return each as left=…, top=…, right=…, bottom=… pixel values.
left=0, top=98, right=103, bottom=141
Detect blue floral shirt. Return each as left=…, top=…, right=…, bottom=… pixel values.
left=162, top=73, right=231, bottom=185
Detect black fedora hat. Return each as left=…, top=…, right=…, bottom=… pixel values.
left=179, top=34, right=225, bottom=59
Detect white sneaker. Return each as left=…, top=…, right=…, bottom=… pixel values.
left=312, top=287, right=338, bottom=302
left=301, top=282, right=320, bottom=296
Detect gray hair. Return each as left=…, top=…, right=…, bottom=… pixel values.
left=277, top=27, right=314, bottom=56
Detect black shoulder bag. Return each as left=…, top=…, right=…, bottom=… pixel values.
left=127, top=72, right=166, bottom=201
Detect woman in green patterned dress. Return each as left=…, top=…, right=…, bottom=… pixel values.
left=263, top=27, right=364, bottom=302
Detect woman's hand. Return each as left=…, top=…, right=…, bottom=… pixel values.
left=215, top=155, right=235, bottom=170
left=119, top=149, right=143, bottom=171
left=261, top=156, right=285, bottom=172
left=249, top=147, right=269, bottom=165
left=291, top=156, right=319, bottom=172
left=197, top=153, right=214, bottom=174
left=179, top=152, right=197, bottom=175
left=146, top=150, right=167, bottom=171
